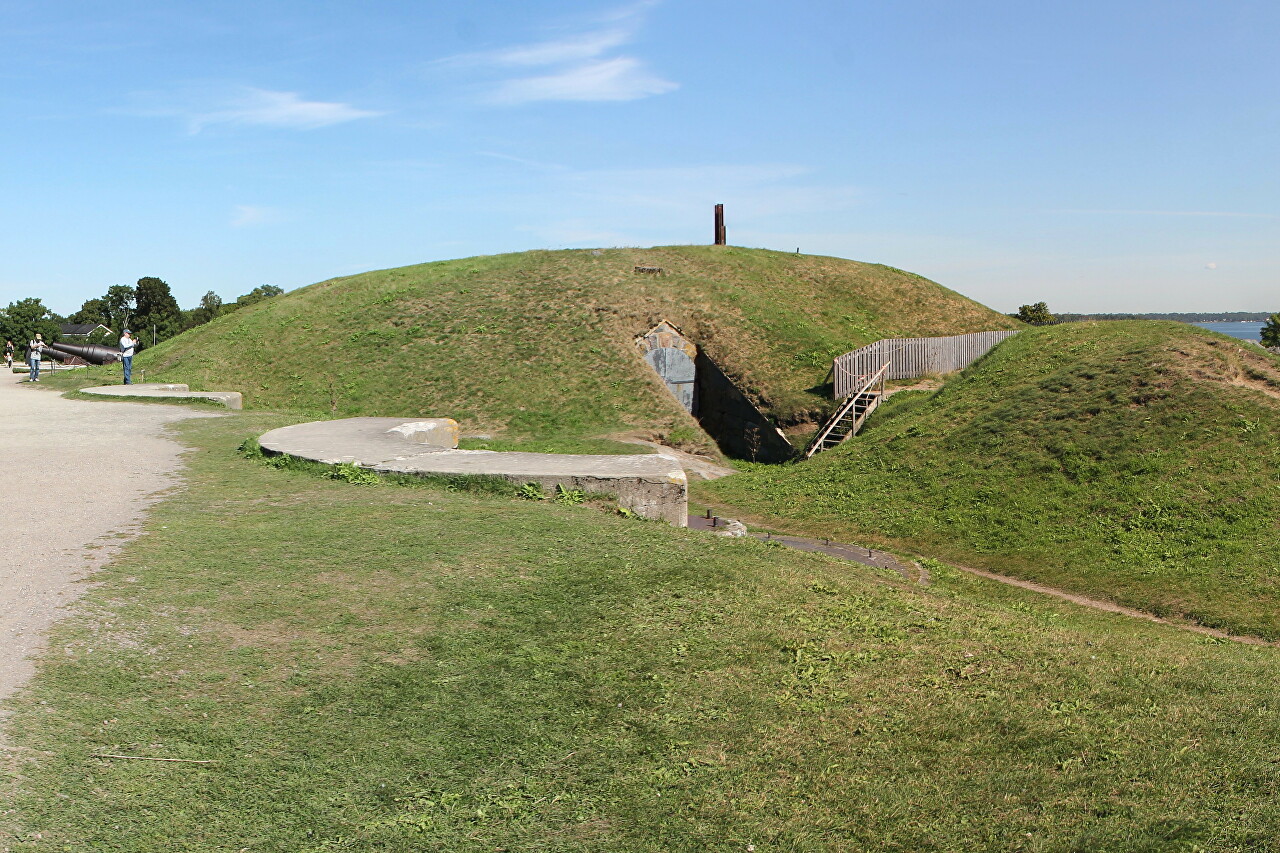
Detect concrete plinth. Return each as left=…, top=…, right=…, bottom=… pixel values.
left=82, top=383, right=243, bottom=410
left=259, top=417, right=688, bottom=526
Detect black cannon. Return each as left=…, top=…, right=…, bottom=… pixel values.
left=42, top=341, right=123, bottom=365
left=41, top=348, right=94, bottom=365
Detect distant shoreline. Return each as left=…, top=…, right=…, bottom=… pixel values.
left=1058, top=312, right=1272, bottom=323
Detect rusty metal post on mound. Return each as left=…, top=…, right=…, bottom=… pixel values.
left=714, top=203, right=726, bottom=245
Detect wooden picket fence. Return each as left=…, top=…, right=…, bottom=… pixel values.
left=833, top=331, right=1020, bottom=398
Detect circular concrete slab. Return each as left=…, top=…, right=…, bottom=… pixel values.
left=260, top=418, right=689, bottom=526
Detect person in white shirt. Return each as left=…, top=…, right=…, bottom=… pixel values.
left=119, top=329, right=137, bottom=385
left=26, top=333, right=44, bottom=382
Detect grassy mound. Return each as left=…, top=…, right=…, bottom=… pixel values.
left=701, top=322, right=1280, bottom=639
left=6, top=413, right=1280, bottom=851
left=136, top=246, right=1016, bottom=448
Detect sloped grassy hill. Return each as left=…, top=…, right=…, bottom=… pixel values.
left=702, top=322, right=1280, bottom=639
left=9, top=412, right=1280, bottom=850
left=139, top=246, right=1017, bottom=446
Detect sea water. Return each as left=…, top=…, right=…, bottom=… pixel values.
left=1190, top=321, right=1265, bottom=342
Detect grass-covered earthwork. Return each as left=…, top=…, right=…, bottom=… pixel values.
left=701, top=322, right=1280, bottom=639
left=4, top=413, right=1280, bottom=851
left=125, top=246, right=1017, bottom=449
left=8, top=252, right=1280, bottom=849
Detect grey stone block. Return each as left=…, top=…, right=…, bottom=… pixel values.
left=386, top=419, right=459, bottom=448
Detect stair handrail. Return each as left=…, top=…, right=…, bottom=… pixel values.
left=804, top=361, right=890, bottom=459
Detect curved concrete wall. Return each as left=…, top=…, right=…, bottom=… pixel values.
left=259, top=418, right=689, bottom=526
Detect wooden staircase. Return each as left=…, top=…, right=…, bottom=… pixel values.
left=804, top=362, right=889, bottom=459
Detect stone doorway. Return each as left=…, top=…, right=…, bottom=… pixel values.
left=635, top=321, right=795, bottom=462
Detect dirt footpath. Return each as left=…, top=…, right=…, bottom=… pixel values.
left=0, top=380, right=216, bottom=728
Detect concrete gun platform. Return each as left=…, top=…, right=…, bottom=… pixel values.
left=82, top=383, right=243, bottom=409
left=259, top=417, right=688, bottom=526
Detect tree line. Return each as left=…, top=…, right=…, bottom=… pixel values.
left=0, top=279, right=283, bottom=351
left=1013, top=302, right=1280, bottom=348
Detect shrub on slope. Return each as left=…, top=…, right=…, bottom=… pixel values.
left=702, top=322, right=1280, bottom=638
left=139, top=246, right=1016, bottom=445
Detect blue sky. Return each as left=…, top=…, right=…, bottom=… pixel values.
left=1, top=0, right=1276, bottom=316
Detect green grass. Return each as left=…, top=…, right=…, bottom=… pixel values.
left=10, top=298, right=1280, bottom=847
left=456, top=436, right=648, bottom=455
left=701, top=321, right=1280, bottom=639
left=6, top=412, right=1280, bottom=851
left=132, top=246, right=1018, bottom=449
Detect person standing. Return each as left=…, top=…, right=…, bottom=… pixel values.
left=26, top=333, right=44, bottom=382
left=4, top=339, right=13, bottom=370
left=119, top=328, right=137, bottom=385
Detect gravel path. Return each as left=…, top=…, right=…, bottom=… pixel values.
left=0, top=380, right=217, bottom=730
left=951, top=563, right=1279, bottom=647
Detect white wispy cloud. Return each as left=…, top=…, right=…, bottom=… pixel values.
left=126, top=86, right=383, bottom=132
left=443, top=4, right=675, bottom=105
left=489, top=57, right=676, bottom=104
left=231, top=205, right=283, bottom=227
left=190, top=88, right=382, bottom=131
left=487, top=30, right=632, bottom=67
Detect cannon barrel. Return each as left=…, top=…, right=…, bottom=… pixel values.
left=43, top=341, right=123, bottom=365
left=37, top=348, right=90, bottom=365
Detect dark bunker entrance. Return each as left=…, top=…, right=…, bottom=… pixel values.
left=636, top=321, right=795, bottom=463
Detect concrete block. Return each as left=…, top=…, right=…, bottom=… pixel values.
left=189, top=391, right=243, bottom=410
left=387, top=419, right=459, bottom=448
